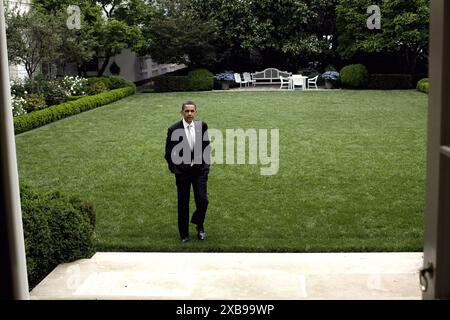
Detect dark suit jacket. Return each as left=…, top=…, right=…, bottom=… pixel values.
left=165, top=120, right=211, bottom=175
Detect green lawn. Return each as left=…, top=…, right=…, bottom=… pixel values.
left=15, top=90, right=427, bottom=252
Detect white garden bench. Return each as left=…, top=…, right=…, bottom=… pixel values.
left=250, top=68, right=292, bottom=85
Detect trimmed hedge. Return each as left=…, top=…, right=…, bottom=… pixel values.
left=154, top=76, right=188, bottom=92
left=340, top=64, right=369, bottom=89
left=417, top=78, right=429, bottom=94
left=14, top=85, right=136, bottom=134
left=368, top=74, right=413, bottom=89
left=67, top=95, right=85, bottom=101
left=20, top=183, right=96, bottom=289
left=154, top=68, right=214, bottom=92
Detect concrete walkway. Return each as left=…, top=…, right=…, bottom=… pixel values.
left=219, top=86, right=339, bottom=92
left=30, top=252, right=423, bottom=300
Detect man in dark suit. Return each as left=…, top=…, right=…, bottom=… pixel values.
left=165, top=101, right=211, bottom=243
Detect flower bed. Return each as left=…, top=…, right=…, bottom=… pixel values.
left=14, top=84, right=136, bottom=134
left=10, top=76, right=134, bottom=117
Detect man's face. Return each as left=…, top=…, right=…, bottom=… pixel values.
left=182, top=104, right=197, bottom=123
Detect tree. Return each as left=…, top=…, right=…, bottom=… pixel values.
left=57, top=17, right=97, bottom=76
left=5, top=7, right=63, bottom=78
left=88, top=0, right=155, bottom=76
left=147, top=0, right=339, bottom=71
left=145, top=0, right=219, bottom=67
left=94, top=18, right=144, bottom=76
left=336, top=0, right=430, bottom=73
left=112, top=0, right=157, bottom=59
left=32, top=0, right=102, bottom=76
left=33, top=0, right=153, bottom=76
left=33, top=0, right=102, bottom=24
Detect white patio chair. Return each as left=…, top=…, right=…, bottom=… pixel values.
left=243, top=72, right=256, bottom=87
left=234, top=73, right=248, bottom=88
left=291, top=74, right=305, bottom=90
left=279, top=76, right=289, bottom=89
left=307, top=75, right=319, bottom=89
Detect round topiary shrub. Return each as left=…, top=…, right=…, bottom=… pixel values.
left=417, top=78, right=429, bottom=93
left=88, top=81, right=108, bottom=95
left=187, top=69, right=214, bottom=91
left=340, top=64, right=369, bottom=89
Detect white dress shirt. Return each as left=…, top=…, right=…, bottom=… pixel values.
left=182, top=118, right=195, bottom=150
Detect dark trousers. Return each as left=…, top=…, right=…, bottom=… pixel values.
left=175, top=167, right=209, bottom=239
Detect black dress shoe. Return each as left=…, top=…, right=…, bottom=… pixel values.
left=181, top=237, right=189, bottom=243
left=197, top=231, right=206, bottom=240
left=196, top=225, right=205, bottom=240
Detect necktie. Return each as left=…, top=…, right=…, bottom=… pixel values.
left=188, top=124, right=194, bottom=150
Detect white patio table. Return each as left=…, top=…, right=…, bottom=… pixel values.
left=289, top=75, right=308, bottom=90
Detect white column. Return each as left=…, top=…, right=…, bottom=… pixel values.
left=0, top=0, right=29, bottom=299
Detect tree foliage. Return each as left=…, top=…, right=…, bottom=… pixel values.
left=17, top=0, right=102, bottom=76
left=144, top=0, right=218, bottom=67
left=31, top=0, right=153, bottom=76
left=336, top=0, right=430, bottom=72
left=5, top=7, right=63, bottom=78
left=94, top=18, right=144, bottom=75
left=7, top=0, right=430, bottom=75
left=147, top=0, right=338, bottom=70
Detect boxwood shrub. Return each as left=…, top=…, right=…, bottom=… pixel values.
left=14, top=85, right=136, bottom=134
left=340, top=64, right=369, bottom=89
left=88, top=81, right=108, bottom=95
left=86, top=77, right=112, bottom=90
left=417, top=78, right=429, bottom=93
left=20, top=183, right=96, bottom=289
left=107, top=76, right=135, bottom=90
left=187, top=69, right=214, bottom=91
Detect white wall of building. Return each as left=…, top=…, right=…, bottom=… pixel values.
left=101, top=49, right=185, bottom=82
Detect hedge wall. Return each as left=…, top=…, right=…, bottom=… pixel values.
left=20, top=183, right=96, bottom=289
left=368, top=74, right=414, bottom=89
left=154, top=76, right=188, bottom=92
left=153, top=68, right=214, bottom=92
left=14, top=85, right=136, bottom=135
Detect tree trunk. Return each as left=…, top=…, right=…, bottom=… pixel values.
left=409, top=51, right=418, bottom=74
left=97, top=56, right=111, bottom=77
left=403, top=48, right=418, bottom=74
left=59, top=62, right=66, bottom=77
left=403, top=48, right=411, bottom=73
left=77, top=63, right=84, bottom=77
left=25, top=61, right=33, bottom=78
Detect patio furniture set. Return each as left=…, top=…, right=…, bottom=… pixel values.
left=233, top=68, right=318, bottom=90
